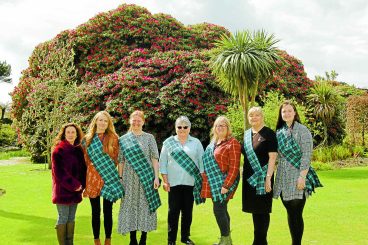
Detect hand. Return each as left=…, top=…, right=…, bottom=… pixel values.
left=297, top=176, right=306, bottom=190
left=265, top=177, right=272, bottom=193
left=153, top=177, right=160, bottom=189
left=163, top=182, right=170, bottom=192
left=75, top=185, right=82, bottom=192
left=221, top=187, right=228, bottom=194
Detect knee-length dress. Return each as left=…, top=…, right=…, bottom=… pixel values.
left=242, top=126, right=277, bottom=214
left=117, top=132, right=159, bottom=234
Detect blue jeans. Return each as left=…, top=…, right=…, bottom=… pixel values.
left=56, top=204, right=78, bottom=225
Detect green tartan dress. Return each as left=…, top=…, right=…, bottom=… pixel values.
left=117, top=132, right=160, bottom=234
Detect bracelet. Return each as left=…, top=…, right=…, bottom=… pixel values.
left=299, top=175, right=306, bottom=179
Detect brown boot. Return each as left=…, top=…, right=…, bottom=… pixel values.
left=65, top=221, right=75, bottom=245
left=94, top=239, right=102, bottom=245
left=104, top=238, right=111, bottom=245
left=55, top=224, right=67, bottom=245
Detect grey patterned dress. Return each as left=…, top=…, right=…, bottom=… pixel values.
left=117, top=132, right=159, bottom=234
left=273, top=122, right=313, bottom=201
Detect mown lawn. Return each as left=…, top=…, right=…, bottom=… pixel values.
left=0, top=163, right=367, bottom=245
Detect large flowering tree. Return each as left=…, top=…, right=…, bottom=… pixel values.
left=11, top=4, right=312, bottom=161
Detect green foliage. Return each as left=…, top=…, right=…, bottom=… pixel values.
left=307, top=80, right=343, bottom=146
left=312, top=145, right=353, bottom=163
left=0, top=149, right=30, bottom=160
left=352, top=145, right=366, bottom=157
left=225, top=102, right=244, bottom=143
left=0, top=60, right=11, bottom=83
left=311, top=161, right=334, bottom=171
left=0, top=124, right=16, bottom=146
left=211, top=30, right=281, bottom=128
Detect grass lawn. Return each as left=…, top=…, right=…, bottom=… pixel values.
left=0, top=162, right=367, bottom=245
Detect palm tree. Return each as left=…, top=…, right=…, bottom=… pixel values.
left=210, top=30, right=281, bottom=129
left=307, top=80, right=340, bottom=146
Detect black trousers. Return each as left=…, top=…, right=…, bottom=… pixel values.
left=213, top=200, right=230, bottom=237
left=89, top=196, right=113, bottom=239
left=281, top=196, right=306, bottom=245
left=168, top=185, right=194, bottom=242
left=252, top=213, right=270, bottom=245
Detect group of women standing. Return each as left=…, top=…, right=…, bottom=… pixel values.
left=51, top=100, right=322, bottom=245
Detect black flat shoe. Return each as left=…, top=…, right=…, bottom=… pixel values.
left=168, top=242, right=176, bottom=245
left=181, top=239, right=195, bottom=245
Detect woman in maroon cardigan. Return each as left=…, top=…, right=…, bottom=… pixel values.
left=52, top=122, right=86, bottom=245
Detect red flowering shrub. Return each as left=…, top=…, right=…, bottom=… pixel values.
left=10, top=4, right=311, bottom=161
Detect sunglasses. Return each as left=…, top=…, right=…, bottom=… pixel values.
left=177, top=126, right=189, bottom=129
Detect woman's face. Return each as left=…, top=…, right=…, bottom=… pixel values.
left=281, top=104, right=296, bottom=124
left=176, top=123, right=190, bottom=138
left=248, top=111, right=263, bottom=128
left=215, top=120, right=228, bottom=139
left=130, top=115, right=144, bottom=131
left=65, top=126, right=77, bottom=145
left=96, top=114, right=109, bottom=132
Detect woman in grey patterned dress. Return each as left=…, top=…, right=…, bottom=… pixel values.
left=118, top=110, right=160, bottom=245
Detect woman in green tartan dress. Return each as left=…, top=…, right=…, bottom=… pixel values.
left=117, top=110, right=160, bottom=245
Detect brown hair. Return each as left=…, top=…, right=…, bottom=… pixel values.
left=85, top=111, right=118, bottom=156
left=210, top=116, right=233, bottom=143
left=276, top=100, right=301, bottom=130
left=53, top=123, right=84, bottom=150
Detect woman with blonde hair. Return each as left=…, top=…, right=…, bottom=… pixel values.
left=201, top=116, right=241, bottom=245
left=118, top=110, right=161, bottom=245
left=52, top=122, right=86, bottom=245
left=83, top=111, right=123, bottom=245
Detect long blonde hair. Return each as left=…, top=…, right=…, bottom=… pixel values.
left=85, top=111, right=118, bottom=155
left=210, top=116, right=233, bottom=143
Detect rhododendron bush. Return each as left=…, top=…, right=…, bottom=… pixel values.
left=11, top=4, right=311, bottom=161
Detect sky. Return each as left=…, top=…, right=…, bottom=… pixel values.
left=1, top=0, right=368, bottom=104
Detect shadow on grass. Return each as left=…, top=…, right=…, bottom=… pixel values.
left=321, top=168, right=368, bottom=180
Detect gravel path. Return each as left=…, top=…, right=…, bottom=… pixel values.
left=0, top=157, right=30, bottom=166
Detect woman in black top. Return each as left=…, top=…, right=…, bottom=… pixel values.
left=242, top=107, right=278, bottom=245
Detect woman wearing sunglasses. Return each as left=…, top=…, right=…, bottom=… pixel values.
left=160, top=116, right=205, bottom=245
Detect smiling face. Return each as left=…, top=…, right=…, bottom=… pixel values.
left=129, top=115, right=144, bottom=131
left=281, top=104, right=296, bottom=124
left=176, top=123, right=190, bottom=139
left=215, top=119, right=228, bottom=139
left=248, top=110, right=264, bottom=128
left=65, top=126, right=77, bottom=145
left=96, top=114, right=109, bottom=133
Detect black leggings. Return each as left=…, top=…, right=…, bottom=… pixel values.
left=281, top=196, right=306, bottom=245
left=213, top=200, right=230, bottom=236
left=89, top=196, right=113, bottom=239
left=252, top=213, right=270, bottom=245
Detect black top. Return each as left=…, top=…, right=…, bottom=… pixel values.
left=242, top=126, right=278, bottom=214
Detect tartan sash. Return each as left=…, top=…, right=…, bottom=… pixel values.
left=277, top=126, right=323, bottom=195
left=163, top=136, right=205, bottom=205
left=202, top=143, right=240, bottom=203
left=119, top=132, right=161, bottom=213
left=244, top=129, right=267, bottom=195
left=86, top=135, right=124, bottom=202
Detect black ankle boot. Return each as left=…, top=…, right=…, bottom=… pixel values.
left=139, top=231, right=147, bottom=245
left=130, top=231, right=138, bottom=245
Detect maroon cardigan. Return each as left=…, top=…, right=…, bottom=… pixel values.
left=52, top=140, right=86, bottom=204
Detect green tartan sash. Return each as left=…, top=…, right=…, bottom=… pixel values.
left=277, top=126, right=323, bottom=195
left=119, top=132, right=161, bottom=213
left=202, top=143, right=240, bottom=203
left=244, top=129, right=267, bottom=195
left=163, top=136, right=205, bottom=205
left=86, top=135, right=124, bottom=202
